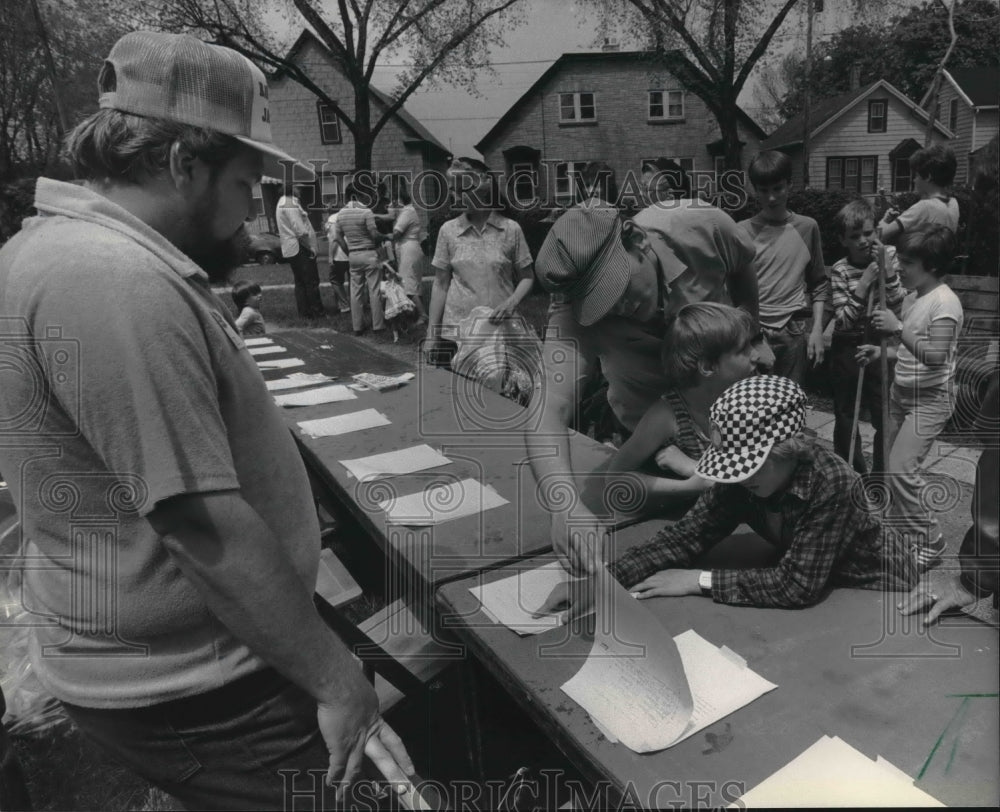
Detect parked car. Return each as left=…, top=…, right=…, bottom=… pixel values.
left=246, top=231, right=285, bottom=265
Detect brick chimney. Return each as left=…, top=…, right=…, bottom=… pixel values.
left=850, top=62, right=862, bottom=91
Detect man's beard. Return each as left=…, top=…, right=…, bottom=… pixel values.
left=182, top=191, right=252, bottom=285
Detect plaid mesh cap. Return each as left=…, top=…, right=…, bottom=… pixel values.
left=98, top=31, right=308, bottom=179
left=535, top=206, right=632, bottom=326
left=696, top=376, right=807, bottom=483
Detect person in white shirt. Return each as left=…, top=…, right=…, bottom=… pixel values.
left=276, top=185, right=325, bottom=318
left=324, top=205, right=351, bottom=313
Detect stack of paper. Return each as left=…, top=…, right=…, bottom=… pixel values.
left=470, top=562, right=591, bottom=635
left=266, top=373, right=333, bottom=392
left=247, top=345, right=285, bottom=356
left=339, top=444, right=450, bottom=482
left=274, top=384, right=357, bottom=407
left=379, top=477, right=508, bottom=525
left=298, top=409, right=390, bottom=438
left=733, top=735, right=944, bottom=807
left=257, top=357, right=305, bottom=370
left=244, top=337, right=274, bottom=347
left=558, top=575, right=776, bottom=753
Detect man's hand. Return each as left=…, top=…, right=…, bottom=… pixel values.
left=552, top=509, right=607, bottom=576
left=898, top=570, right=977, bottom=627
left=532, top=574, right=597, bottom=621
left=856, top=344, right=881, bottom=366
left=871, top=308, right=901, bottom=335
left=654, top=444, right=697, bottom=477
left=631, top=569, right=701, bottom=599
left=856, top=263, right=877, bottom=299
left=318, top=668, right=415, bottom=796
left=807, top=328, right=825, bottom=366
left=488, top=297, right=518, bottom=324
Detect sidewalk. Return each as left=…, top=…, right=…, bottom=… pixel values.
left=805, top=408, right=980, bottom=486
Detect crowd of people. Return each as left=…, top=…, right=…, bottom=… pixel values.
left=0, top=30, right=995, bottom=811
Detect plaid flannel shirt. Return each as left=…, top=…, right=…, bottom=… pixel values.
left=609, top=446, right=918, bottom=607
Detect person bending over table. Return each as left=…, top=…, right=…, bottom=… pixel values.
left=528, top=198, right=760, bottom=576
left=539, top=376, right=919, bottom=615
left=424, top=157, right=535, bottom=366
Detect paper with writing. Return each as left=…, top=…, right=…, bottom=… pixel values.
left=243, top=337, right=274, bottom=347
left=562, top=572, right=694, bottom=751
left=256, top=357, right=305, bottom=370
left=247, top=345, right=286, bottom=356
left=298, top=409, right=390, bottom=438
left=470, top=562, right=592, bottom=636
left=275, top=384, right=357, bottom=407
left=733, top=735, right=944, bottom=807
left=340, top=444, right=450, bottom=483
left=378, top=477, right=508, bottom=525
left=265, top=373, right=333, bottom=391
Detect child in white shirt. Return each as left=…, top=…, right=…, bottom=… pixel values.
left=232, top=281, right=265, bottom=336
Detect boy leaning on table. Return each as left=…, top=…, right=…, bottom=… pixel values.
left=538, top=376, right=919, bottom=615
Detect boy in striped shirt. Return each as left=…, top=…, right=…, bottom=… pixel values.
left=829, top=200, right=904, bottom=474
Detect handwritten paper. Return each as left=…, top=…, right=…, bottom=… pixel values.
left=256, top=357, right=305, bottom=370
left=275, top=384, right=357, bottom=407
left=561, top=576, right=776, bottom=753
left=733, top=735, right=944, bottom=807
left=247, top=345, right=286, bottom=356
left=340, top=444, right=451, bottom=483
left=379, top=477, right=508, bottom=525
left=266, top=373, right=333, bottom=391
left=298, top=409, right=390, bottom=438
left=471, top=562, right=592, bottom=636
left=243, top=337, right=274, bottom=347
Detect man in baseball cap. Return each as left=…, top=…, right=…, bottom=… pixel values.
left=0, top=31, right=412, bottom=807
left=539, top=375, right=917, bottom=615
left=528, top=193, right=760, bottom=577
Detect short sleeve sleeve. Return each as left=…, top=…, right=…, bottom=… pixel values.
left=432, top=222, right=453, bottom=273
left=895, top=200, right=928, bottom=234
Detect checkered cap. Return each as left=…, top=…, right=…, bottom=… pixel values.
left=696, top=376, right=807, bottom=483
left=535, top=206, right=631, bottom=326
left=98, top=32, right=308, bottom=179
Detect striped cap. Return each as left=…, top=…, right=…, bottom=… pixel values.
left=696, top=376, right=807, bottom=483
left=535, top=206, right=632, bottom=326
left=98, top=32, right=308, bottom=179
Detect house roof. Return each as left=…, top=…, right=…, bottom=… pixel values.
left=936, top=68, right=1000, bottom=109
left=273, top=30, right=449, bottom=157
left=474, top=50, right=766, bottom=153
left=762, top=79, right=952, bottom=150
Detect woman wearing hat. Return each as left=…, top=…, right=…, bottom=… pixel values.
left=423, top=158, right=535, bottom=365
left=540, top=376, right=919, bottom=613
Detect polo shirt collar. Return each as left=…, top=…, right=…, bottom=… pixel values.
left=457, top=211, right=504, bottom=234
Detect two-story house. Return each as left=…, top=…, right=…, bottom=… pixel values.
left=475, top=49, right=765, bottom=207
left=250, top=29, right=450, bottom=233
left=761, top=79, right=953, bottom=197
left=920, top=68, right=999, bottom=187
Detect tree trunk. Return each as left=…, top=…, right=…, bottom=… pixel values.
left=353, top=87, right=373, bottom=172
left=718, top=98, right=743, bottom=171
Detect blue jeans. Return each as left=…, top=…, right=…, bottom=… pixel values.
left=62, top=669, right=336, bottom=810
left=762, top=315, right=811, bottom=385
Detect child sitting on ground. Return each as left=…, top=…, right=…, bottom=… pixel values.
left=857, top=225, right=964, bottom=569
left=587, top=303, right=758, bottom=519
left=540, top=376, right=918, bottom=613
left=232, top=280, right=265, bottom=336
left=829, top=200, right=905, bottom=475
left=879, top=145, right=959, bottom=243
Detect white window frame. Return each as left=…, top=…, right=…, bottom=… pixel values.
left=555, top=161, right=585, bottom=201
left=641, top=156, right=694, bottom=174
left=867, top=99, right=887, bottom=134
left=317, top=102, right=341, bottom=144
left=648, top=89, right=684, bottom=121
left=559, top=92, right=596, bottom=123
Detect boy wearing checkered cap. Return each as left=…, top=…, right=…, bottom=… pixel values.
left=604, top=376, right=918, bottom=608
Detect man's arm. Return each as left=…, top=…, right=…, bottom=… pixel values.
left=149, top=490, right=413, bottom=787
left=725, top=226, right=760, bottom=325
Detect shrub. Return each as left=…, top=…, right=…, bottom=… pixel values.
left=0, top=179, right=38, bottom=245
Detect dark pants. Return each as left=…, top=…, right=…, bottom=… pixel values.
left=329, top=260, right=349, bottom=287
left=62, top=669, right=336, bottom=811
left=289, top=250, right=325, bottom=318
left=763, top=314, right=811, bottom=385
left=830, top=333, right=891, bottom=475
left=1, top=688, right=33, bottom=811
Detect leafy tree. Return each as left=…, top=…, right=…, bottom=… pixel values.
left=142, top=0, right=526, bottom=171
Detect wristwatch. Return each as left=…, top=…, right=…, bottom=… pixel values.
left=698, top=570, right=713, bottom=596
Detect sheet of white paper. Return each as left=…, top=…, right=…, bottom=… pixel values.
left=265, top=373, right=333, bottom=391
left=274, top=384, right=357, bottom=407
left=247, top=345, right=286, bottom=356
left=298, top=409, right=390, bottom=438
left=378, top=478, right=508, bottom=526
left=243, top=337, right=274, bottom=347
left=470, top=562, right=591, bottom=636
left=340, top=444, right=450, bottom=483
left=733, top=735, right=944, bottom=808
left=562, top=574, right=694, bottom=751
left=257, top=357, right=305, bottom=370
